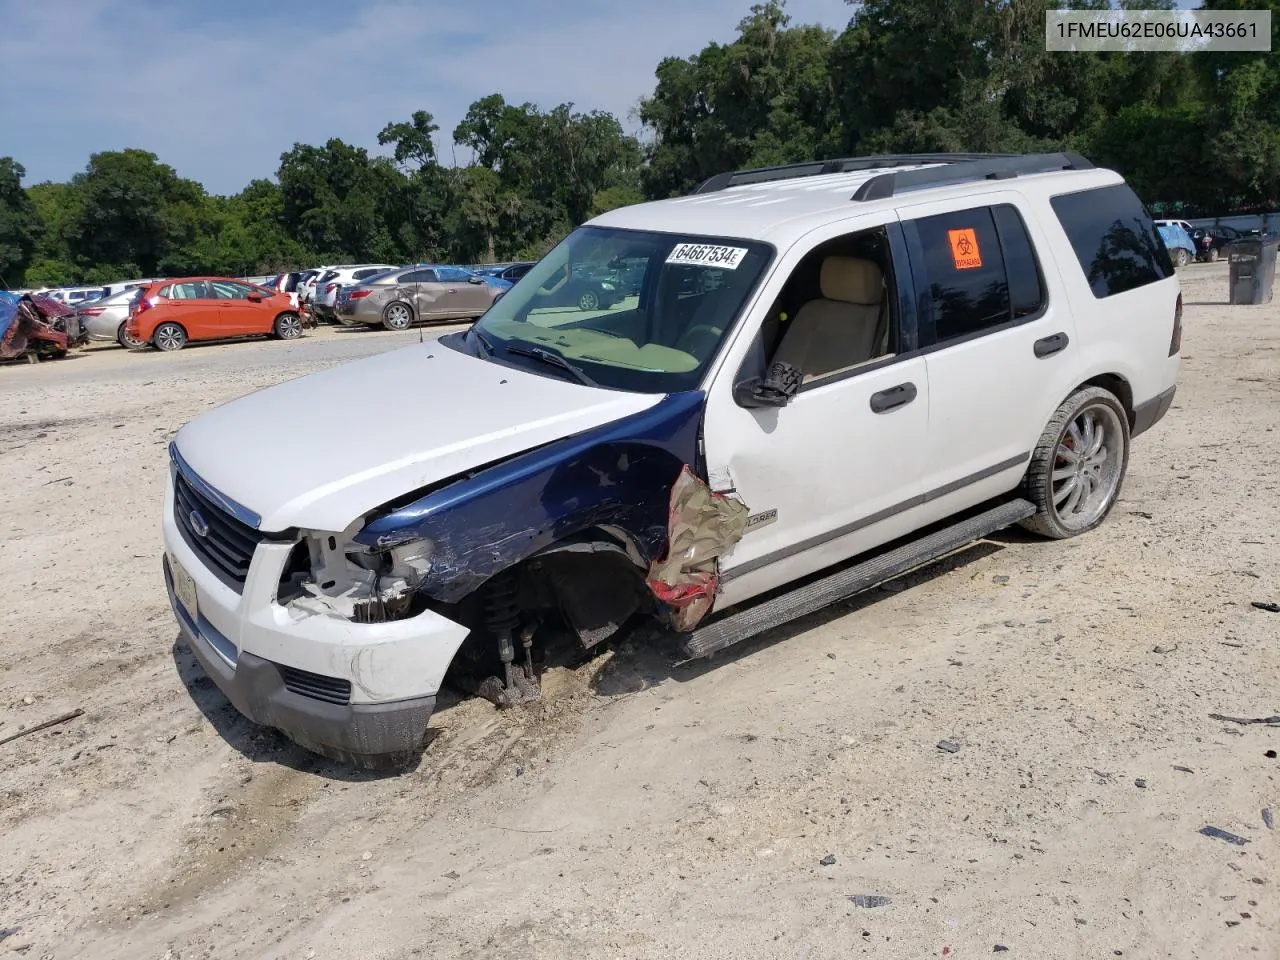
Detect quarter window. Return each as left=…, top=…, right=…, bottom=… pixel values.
left=1049, top=183, right=1173, bottom=299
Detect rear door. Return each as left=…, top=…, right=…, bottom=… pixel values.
left=897, top=195, right=1078, bottom=517
left=402, top=269, right=446, bottom=318
left=162, top=281, right=219, bottom=337
left=211, top=280, right=270, bottom=335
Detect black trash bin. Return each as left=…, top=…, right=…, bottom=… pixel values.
left=1226, top=234, right=1278, bottom=305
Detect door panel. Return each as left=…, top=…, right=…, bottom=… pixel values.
left=895, top=193, right=1081, bottom=507
left=416, top=280, right=457, bottom=318
left=459, top=277, right=492, bottom=315
left=709, top=358, right=930, bottom=610
left=211, top=280, right=265, bottom=335
left=163, top=281, right=219, bottom=339
left=701, top=216, right=932, bottom=612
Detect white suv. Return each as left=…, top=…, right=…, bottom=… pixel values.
left=311, top=264, right=398, bottom=320
left=162, top=152, right=1181, bottom=766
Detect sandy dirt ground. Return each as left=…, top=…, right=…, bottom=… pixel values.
left=1, top=265, right=1278, bottom=960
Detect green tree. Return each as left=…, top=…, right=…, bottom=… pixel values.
left=640, top=1, right=841, bottom=198
left=0, top=158, right=43, bottom=286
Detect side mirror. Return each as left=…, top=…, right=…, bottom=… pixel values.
left=468, top=275, right=483, bottom=284
left=247, top=290, right=263, bottom=302
left=733, top=361, right=803, bottom=409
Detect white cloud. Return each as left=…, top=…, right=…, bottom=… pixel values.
left=0, top=0, right=854, bottom=193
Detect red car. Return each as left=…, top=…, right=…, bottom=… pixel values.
left=125, top=277, right=305, bottom=352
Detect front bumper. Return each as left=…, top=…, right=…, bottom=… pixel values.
left=161, top=469, right=471, bottom=761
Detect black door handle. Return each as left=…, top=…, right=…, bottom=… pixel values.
left=870, top=382, right=918, bottom=413
left=1034, top=332, right=1070, bottom=358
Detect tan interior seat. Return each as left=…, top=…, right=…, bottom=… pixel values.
left=772, top=257, right=886, bottom=381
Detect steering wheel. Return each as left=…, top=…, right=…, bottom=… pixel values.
left=677, top=324, right=722, bottom=358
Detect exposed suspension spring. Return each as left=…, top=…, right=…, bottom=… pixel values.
left=482, top=570, right=520, bottom=635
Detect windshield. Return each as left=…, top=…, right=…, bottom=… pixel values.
left=468, top=226, right=772, bottom=393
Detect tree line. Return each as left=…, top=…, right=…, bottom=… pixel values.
left=1, top=0, right=1276, bottom=288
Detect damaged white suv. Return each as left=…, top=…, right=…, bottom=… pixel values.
left=163, top=153, right=1181, bottom=765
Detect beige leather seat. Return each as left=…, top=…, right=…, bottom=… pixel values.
left=772, top=257, right=886, bottom=381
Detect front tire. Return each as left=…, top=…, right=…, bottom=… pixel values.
left=273, top=312, right=303, bottom=340
left=1019, top=386, right=1130, bottom=540
left=577, top=290, right=600, bottom=311
left=153, top=322, right=187, bottom=352
left=383, top=301, right=415, bottom=331
left=1173, top=248, right=1190, bottom=268
left=1207, top=246, right=1220, bottom=263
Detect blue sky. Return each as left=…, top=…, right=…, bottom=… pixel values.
left=0, top=0, right=856, bottom=194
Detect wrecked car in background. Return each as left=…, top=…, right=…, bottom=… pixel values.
left=1, top=292, right=84, bottom=363
left=162, top=152, right=1181, bottom=767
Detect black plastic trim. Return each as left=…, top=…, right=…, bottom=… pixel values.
left=1034, top=332, right=1070, bottom=358
left=1130, top=385, right=1176, bottom=438
left=691, top=154, right=1020, bottom=195
left=851, top=153, right=1094, bottom=203
left=721, top=451, right=1031, bottom=584
left=870, top=382, right=918, bottom=413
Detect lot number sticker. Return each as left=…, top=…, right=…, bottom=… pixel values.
left=947, top=228, right=983, bottom=270
left=666, top=243, right=749, bottom=270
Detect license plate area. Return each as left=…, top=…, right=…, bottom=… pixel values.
left=171, top=553, right=198, bottom=623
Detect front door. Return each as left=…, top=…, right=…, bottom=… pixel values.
left=894, top=195, right=1081, bottom=515
left=702, top=218, right=931, bottom=611
left=211, top=280, right=266, bottom=335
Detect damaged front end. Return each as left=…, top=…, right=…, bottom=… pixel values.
left=278, top=528, right=436, bottom=624
left=272, top=394, right=752, bottom=711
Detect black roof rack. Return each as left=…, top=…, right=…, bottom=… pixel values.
left=689, top=152, right=1095, bottom=201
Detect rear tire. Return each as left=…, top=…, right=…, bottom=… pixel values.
left=153, top=322, right=187, bottom=352
left=383, top=301, right=415, bottom=331
left=1173, top=248, right=1190, bottom=268
left=1207, top=246, right=1220, bottom=263
left=117, top=322, right=146, bottom=349
left=273, top=312, right=303, bottom=340
left=1018, top=386, right=1130, bottom=540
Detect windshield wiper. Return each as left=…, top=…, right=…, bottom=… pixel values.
left=471, top=328, right=495, bottom=358
left=503, top=339, right=598, bottom=387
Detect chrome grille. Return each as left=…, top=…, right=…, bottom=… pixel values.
left=173, top=470, right=264, bottom=591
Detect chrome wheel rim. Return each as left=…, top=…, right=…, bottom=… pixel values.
left=278, top=315, right=302, bottom=339
left=578, top=291, right=599, bottom=311
left=386, top=304, right=412, bottom=329
left=1050, top=404, right=1124, bottom=531
left=156, top=326, right=184, bottom=350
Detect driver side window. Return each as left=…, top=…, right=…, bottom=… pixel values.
left=762, top=226, right=901, bottom=387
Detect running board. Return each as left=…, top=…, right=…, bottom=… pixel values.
left=682, top=498, right=1037, bottom=660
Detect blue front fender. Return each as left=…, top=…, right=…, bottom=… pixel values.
left=354, top=391, right=707, bottom=603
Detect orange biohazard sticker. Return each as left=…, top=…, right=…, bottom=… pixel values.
left=947, top=228, right=983, bottom=270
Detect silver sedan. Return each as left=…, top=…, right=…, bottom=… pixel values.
left=75, top=289, right=144, bottom=346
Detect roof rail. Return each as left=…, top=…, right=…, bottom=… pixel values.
left=691, top=154, right=1015, bottom=195
left=689, top=151, right=1096, bottom=200
left=850, top=152, right=1095, bottom=202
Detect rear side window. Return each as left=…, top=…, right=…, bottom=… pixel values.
left=353, top=268, right=383, bottom=280
left=909, top=204, right=1045, bottom=346
left=1049, top=184, right=1173, bottom=299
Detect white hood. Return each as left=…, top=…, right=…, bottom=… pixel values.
left=174, top=341, right=663, bottom=532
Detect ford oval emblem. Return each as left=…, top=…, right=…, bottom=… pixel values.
left=189, top=509, right=209, bottom=538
